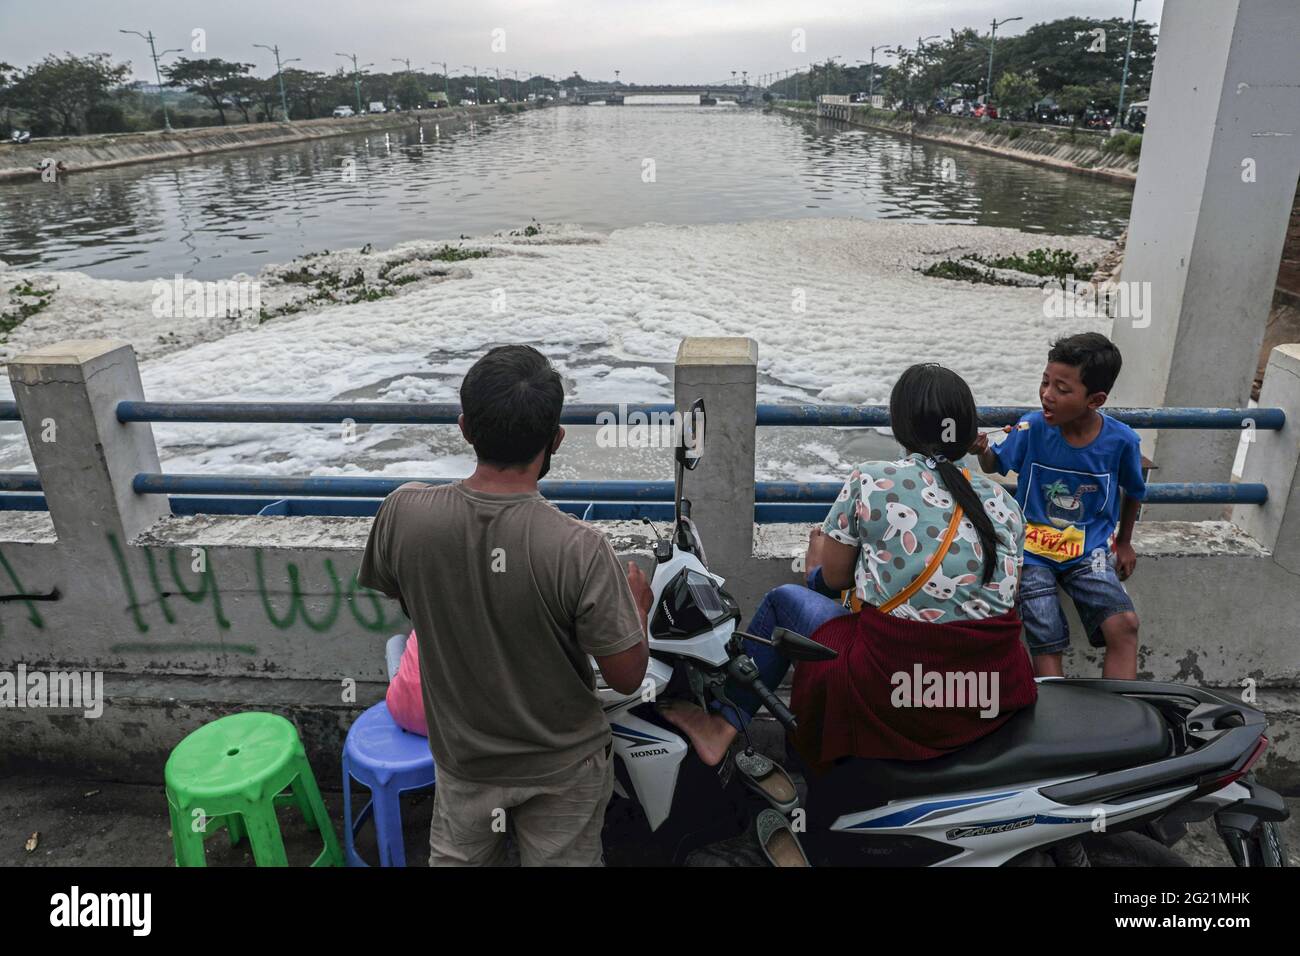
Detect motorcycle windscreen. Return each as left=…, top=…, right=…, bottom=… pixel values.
left=651, top=569, right=738, bottom=640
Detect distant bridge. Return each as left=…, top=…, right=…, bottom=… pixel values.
left=571, top=85, right=760, bottom=105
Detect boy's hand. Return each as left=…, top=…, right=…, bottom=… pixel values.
left=969, top=431, right=990, bottom=456
left=1114, top=542, right=1137, bottom=581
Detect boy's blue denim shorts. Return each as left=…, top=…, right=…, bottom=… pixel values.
left=1018, top=553, right=1136, bottom=655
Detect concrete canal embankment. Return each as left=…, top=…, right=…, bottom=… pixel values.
left=0, top=104, right=522, bottom=181
left=779, top=104, right=1139, bottom=185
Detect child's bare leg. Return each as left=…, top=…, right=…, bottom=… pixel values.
left=1100, top=612, right=1139, bottom=679
left=1033, top=652, right=1064, bottom=678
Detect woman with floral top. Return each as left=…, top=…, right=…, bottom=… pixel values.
left=662, top=364, right=1037, bottom=787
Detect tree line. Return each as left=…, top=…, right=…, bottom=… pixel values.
left=0, top=53, right=584, bottom=137
left=769, top=16, right=1156, bottom=120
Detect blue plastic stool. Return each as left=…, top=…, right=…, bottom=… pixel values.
left=342, top=701, right=436, bottom=867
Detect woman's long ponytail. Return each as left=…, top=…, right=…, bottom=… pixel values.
left=933, top=458, right=998, bottom=585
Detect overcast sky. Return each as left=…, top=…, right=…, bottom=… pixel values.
left=1, top=0, right=1163, bottom=84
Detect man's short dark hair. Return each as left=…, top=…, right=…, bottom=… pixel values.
left=1048, top=332, right=1123, bottom=395
left=460, top=345, right=564, bottom=466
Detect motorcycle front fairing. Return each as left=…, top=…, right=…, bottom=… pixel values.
left=647, top=545, right=740, bottom=668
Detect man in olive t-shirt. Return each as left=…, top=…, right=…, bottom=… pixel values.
left=359, top=345, right=650, bottom=866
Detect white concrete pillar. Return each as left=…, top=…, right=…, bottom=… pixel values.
left=673, top=337, right=758, bottom=573
left=1110, top=0, right=1300, bottom=518
left=7, top=340, right=169, bottom=546
left=1233, top=344, right=1300, bottom=568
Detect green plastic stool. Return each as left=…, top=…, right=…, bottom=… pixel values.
left=164, top=712, right=343, bottom=867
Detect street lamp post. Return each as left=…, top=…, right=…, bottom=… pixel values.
left=432, top=61, right=449, bottom=100
left=1116, top=0, right=1141, bottom=128
left=912, top=35, right=940, bottom=109
left=860, top=43, right=897, bottom=100
left=391, top=58, right=414, bottom=111
left=461, top=65, right=480, bottom=105
left=986, top=16, right=1023, bottom=102
left=335, top=53, right=371, bottom=113
left=255, top=44, right=299, bottom=121
left=120, top=29, right=180, bottom=132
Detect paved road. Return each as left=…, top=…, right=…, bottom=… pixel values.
left=1, top=773, right=1295, bottom=867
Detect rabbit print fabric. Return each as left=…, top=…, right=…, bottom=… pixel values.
left=822, top=453, right=1025, bottom=623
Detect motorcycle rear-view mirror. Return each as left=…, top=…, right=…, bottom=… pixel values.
left=675, top=398, right=705, bottom=471
left=771, top=627, right=838, bottom=662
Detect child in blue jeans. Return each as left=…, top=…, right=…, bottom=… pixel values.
left=972, top=332, right=1145, bottom=679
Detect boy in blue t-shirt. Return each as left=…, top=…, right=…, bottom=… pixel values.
left=971, top=332, right=1145, bottom=679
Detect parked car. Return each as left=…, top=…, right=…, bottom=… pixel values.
left=974, top=102, right=999, bottom=119
left=368, top=101, right=387, bottom=114
left=332, top=105, right=355, bottom=118
left=949, top=98, right=971, bottom=116
left=459, top=98, right=476, bottom=107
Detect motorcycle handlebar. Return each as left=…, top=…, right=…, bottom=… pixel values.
left=724, top=655, right=798, bottom=731
left=752, top=677, right=798, bottom=731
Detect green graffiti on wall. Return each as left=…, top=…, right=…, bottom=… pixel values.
left=255, top=550, right=342, bottom=632
left=103, top=534, right=398, bottom=638
left=0, top=547, right=47, bottom=636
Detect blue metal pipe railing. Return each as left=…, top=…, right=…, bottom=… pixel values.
left=107, top=400, right=1284, bottom=430
left=756, top=480, right=1268, bottom=506
left=755, top=405, right=1285, bottom=430
left=132, top=474, right=678, bottom=501
left=0, top=400, right=1283, bottom=515
left=127, top=472, right=1267, bottom=506
left=116, top=401, right=678, bottom=425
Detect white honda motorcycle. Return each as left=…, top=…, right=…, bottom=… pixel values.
left=594, top=399, right=1290, bottom=867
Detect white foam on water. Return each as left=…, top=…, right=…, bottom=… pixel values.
left=0, top=218, right=1114, bottom=483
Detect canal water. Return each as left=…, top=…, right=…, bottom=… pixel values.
left=0, top=105, right=1132, bottom=280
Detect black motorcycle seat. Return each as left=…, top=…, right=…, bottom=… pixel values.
left=807, top=682, right=1171, bottom=820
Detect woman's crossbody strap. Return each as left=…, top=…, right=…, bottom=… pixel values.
left=877, top=468, right=970, bottom=615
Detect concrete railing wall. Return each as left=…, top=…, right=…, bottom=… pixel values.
left=2, top=338, right=1299, bottom=789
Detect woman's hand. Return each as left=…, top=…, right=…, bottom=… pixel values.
left=804, top=527, right=826, bottom=573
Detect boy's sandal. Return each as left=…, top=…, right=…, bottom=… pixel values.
left=734, top=749, right=800, bottom=815
left=756, top=809, right=810, bottom=867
